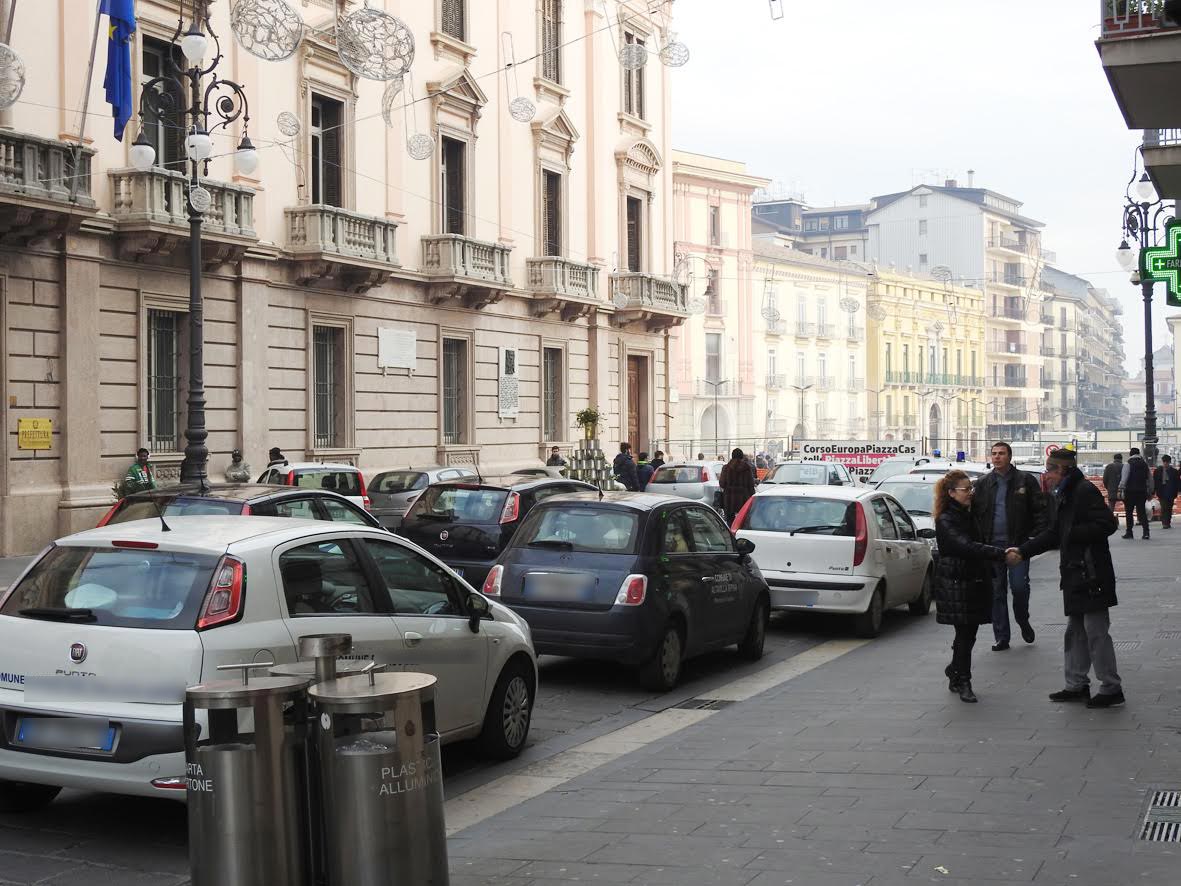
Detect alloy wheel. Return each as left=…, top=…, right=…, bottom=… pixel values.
left=501, top=675, right=531, bottom=749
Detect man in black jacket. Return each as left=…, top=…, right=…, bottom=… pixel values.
left=1118, top=447, right=1153, bottom=539
left=1010, top=448, right=1123, bottom=708
left=1153, top=454, right=1179, bottom=529
left=972, top=441, right=1049, bottom=651
left=612, top=442, right=639, bottom=492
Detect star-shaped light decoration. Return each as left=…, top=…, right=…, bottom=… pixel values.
left=1141, top=220, right=1181, bottom=307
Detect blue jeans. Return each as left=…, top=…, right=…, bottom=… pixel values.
left=992, top=559, right=1031, bottom=644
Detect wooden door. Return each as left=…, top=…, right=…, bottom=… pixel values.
left=627, top=355, right=647, bottom=449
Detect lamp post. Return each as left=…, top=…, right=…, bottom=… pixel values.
left=1116, top=171, right=1174, bottom=467
left=700, top=378, right=730, bottom=459
left=128, top=0, right=257, bottom=486
left=866, top=385, right=887, bottom=440
left=788, top=384, right=813, bottom=448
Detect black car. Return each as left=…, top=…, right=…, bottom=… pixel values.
left=397, top=477, right=597, bottom=589
left=482, top=492, right=770, bottom=690
left=97, top=483, right=384, bottom=529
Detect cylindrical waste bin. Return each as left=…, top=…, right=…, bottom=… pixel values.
left=310, top=672, right=449, bottom=886
left=184, top=669, right=311, bottom=886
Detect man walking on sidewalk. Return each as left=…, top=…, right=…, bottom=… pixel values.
left=1118, top=447, right=1153, bottom=539
left=1102, top=453, right=1123, bottom=512
left=972, top=441, right=1048, bottom=651
left=1010, top=447, right=1123, bottom=708
left=1153, top=454, right=1179, bottom=529
left=612, top=442, right=639, bottom=492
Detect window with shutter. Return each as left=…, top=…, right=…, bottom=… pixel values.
left=626, top=196, right=642, bottom=272
left=313, top=326, right=341, bottom=449
left=442, top=338, right=467, bottom=444
left=310, top=95, right=343, bottom=207
left=141, top=38, right=186, bottom=174
left=542, top=0, right=562, bottom=83
left=543, top=170, right=561, bottom=256
left=147, top=309, right=182, bottom=452
left=441, top=0, right=466, bottom=41
left=542, top=348, right=562, bottom=441
left=622, top=33, right=646, bottom=118
left=441, top=137, right=466, bottom=235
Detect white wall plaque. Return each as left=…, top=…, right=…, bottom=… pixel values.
left=378, top=327, right=416, bottom=371
left=498, top=346, right=519, bottom=419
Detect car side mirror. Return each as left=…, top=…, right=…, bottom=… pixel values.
left=467, top=592, right=491, bottom=633
left=735, top=537, right=756, bottom=557
left=917, top=528, right=936, bottom=539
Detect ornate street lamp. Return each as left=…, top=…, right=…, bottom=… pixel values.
left=130, top=0, right=256, bottom=486
left=1116, top=171, right=1174, bottom=466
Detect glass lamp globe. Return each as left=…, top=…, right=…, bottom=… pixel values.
left=129, top=131, right=156, bottom=171
left=180, top=25, right=209, bottom=66
left=1115, top=239, right=1135, bottom=271
left=1135, top=173, right=1157, bottom=204
left=185, top=128, right=214, bottom=161
left=234, top=135, right=259, bottom=175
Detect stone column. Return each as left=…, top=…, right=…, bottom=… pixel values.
left=237, top=255, right=272, bottom=471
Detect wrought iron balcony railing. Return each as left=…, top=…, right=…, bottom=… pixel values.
left=1101, top=0, right=1173, bottom=38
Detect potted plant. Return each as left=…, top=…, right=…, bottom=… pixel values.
left=575, top=405, right=601, bottom=440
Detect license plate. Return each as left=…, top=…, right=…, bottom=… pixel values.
left=525, top=572, right=593, bottom=601
left=15, top=717, right=116, bottom=753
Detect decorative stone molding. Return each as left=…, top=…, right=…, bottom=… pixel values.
left=526, top=256, right=600, bottom=319
left=422, top=234, right=512, bottom=309
left=428, top=67, right=488, bottom=135
left=608, top=271, right=688, bottom=332
left=0, top=131, right=97, bottom=245
left=285, top=204, right=399, bottom=293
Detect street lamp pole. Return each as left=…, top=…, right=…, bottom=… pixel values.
left=700, top=378, right=730, bottom=459
left=128, top=0, right=257, bottom=487
left=866, top=386, right=887, bottom=440
left=1116, top=172, right=1174, bottom=466
left=789, top=384, right=813, bottom=446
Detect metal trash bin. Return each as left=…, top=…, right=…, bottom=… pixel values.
left=184, top=664, right=311, bottom=886
left=310, top=671, right=449, bottom=886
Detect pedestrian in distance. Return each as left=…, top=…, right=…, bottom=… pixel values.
left=267, top=446, right=288, bottom=470
left=1118, top=447, right=1153, bottom=539
left=636, top=451, right=655, bottom=490
left=971, top=441, right=1048, bottom=651
left=1102, top=453, right=1123, bottom=512
left=1009, top=447, right=1124, bottom=708
left=1153, top=454, right=1178, bottom=529
left=696, top=452, right=705, bottom=460
left=934, top=469, right=1008, bottom=703
left=121, top=448, right=157, bottom=495
left=719, top=447, right=756, bottom=524
left=612, top=442, right=640, bottom=492
left=223, top=449, right=251, bottom=483
left=650, top=450, right=666, bottom=472
left=546, top=446, right=567, bottom=467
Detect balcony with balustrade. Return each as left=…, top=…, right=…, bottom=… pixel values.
left=526, top=256, right=601, bottom=320
left=765, top=317, right=786, bottom=337
left=816, top=323, right=835, bottom=340
left=809, top=375, right=836, bottom=391
left=765, top=374, right=786, bottom=390
left=1098, top=1, right=1181, bottom=131
left=1142, top=128, right=1181, bottom=199
left=847, top=376, right=865, bottom=391
left=696, top=379, right=736, bottom=398
left=281, top=204, right=401, bottom=293
left=0, top=131, right=98, bottom=244
left=608, top=271, right=689, bottom=330
left=421, top=234, right=512, bottom=308
left=846, top=325, right=865, bottom=341
left=793, top=321, right=816, bottom=339
left=988, top=301, right=1027, bottom=323
left=987, top=337, right=1027, bottom=358
left=987, top=235, right=1027, bottom=254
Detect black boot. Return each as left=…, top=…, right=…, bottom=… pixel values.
left=944, top=663, right=959, bottom=692
left=957, top=680, right=978, bottom=703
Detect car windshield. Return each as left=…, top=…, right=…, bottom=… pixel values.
left=372, top=471, right=426, bottom=493
left=1, top=545, right=221, bottom=629
left=651, top=465, right=703, bottom=483
left=516, top=506, right=640, bottom=553
left=294, top=470, right=361, bottom=495
left=768, top=463, right=829, bottom=485
left=868, top=460, right=913, bottom=484
left=411, top=486, right=509, bottom=522
left=109, top=496, right=244, bottom=525
left=742, top=496, right=855, bottom=535
left=876, top=482, right=936, bottom=516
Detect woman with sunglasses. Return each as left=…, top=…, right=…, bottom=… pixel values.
left=933, top=469, right=1008, bottom=702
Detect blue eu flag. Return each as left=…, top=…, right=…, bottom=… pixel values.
left=101, top=0, right=137, bottom=141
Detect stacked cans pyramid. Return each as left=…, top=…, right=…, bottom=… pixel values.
left=567, top=437, right=613, bottom=490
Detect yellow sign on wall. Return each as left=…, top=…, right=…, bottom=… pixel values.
left=17, top=418, right=52, bottom=450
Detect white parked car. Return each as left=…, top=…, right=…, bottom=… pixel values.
left=733, top=486, right=933, bottom=637
left=645, top=460, right=726, bottom=509
left=257, top=462, right=370, bottom=511
left=0, top=516, right=537, bottom=810
left=765, top=460, right=856, bottom=487
left=906, top=460, right=990, bottom=481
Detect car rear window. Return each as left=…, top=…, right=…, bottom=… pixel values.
left=1, top=546, right=221, bottom=629
left=876, top=482, right=935, bottom=516
left=109, top=496, right=244, bottom=525
left=294, top=470, right=361, bottom=496
left=410, top=486, right=509, bottom=523
left=868, top=461, right=913, bottom=484
left=740, top=497, right=856, bottom=535
left=516, top=506, right=640, bottom=553
left=372, top=471, right=426, bottom=493
left=651, top=466, right=704, bottom=484
left=768, top=463, right=829, bottom=485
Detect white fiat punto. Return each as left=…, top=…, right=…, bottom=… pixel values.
left=733, top=486, right=934, bottom=638
left=0, top=516, right=537, bottom=811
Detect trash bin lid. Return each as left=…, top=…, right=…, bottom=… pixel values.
left=270, top=660, right=371, bottom=680
left=186, top=674, right=311, bottom=707
left=308, top=672, right=436, bottom=710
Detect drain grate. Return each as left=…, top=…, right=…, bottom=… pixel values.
left=1141, top=791, right=1181, bottom=842
left=1113, top=640, right=1141, bottom=651
left=1156, top=631, right=1181, bottom=640
left=670, top=698, right=735, bottom=711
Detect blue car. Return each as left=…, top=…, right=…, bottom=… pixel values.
left=481, top=492, right=770, bottom=690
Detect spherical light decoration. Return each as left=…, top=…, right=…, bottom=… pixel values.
left=658, top=40, right=690, bottom=67
left=234, top=136, right=259, bottom=175
left=230, top=0, right=304, bottom=62
left=866, top=304, right=889, bottom=321
left=337, top=7, right=414, bottom=81
left=839, top=296, right=860, bottom=314
left=687, top=296, right=707, bottom=315
left=188, top=185, right=212, bottom=213
left=618, top=42, right=648, bottom=70
left=381, top=75, right=404, bottom=128
left=129, top=132, right=157, bottom=171
left=0, top=43, right=26, bottom=111
left=406, top=132, right=435, bottom=160
left=509, top=96, right=536, bottom=123
left=276, top=110, right=300, bottom=136
left=180, top=27, right=210, bottom=66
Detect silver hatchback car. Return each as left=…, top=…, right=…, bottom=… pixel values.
left=645, top=460, right=726, bottom=510
left=368, top=466, right=478, bottom=530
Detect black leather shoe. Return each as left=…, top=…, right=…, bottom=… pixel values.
left=1142, top=533, right=1150, bottom=540
left=957, top=681, right=978, bottom=703
left=1086, top=691, right=1126, bottom=708
left=1019, top=622, right=1035, bottom=644
left=1122, top=533, right=1134, bottom=539
left=1048, top=687, right=1090, bottom=702
left=944, top=663, right=959, bottom=691
left=991, top=641, right=1009, bottom=651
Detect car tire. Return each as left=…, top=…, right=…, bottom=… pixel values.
left=737, top=596, right=769, bottom=661
left=853, top=584, right=885, bottom=638
left=908, top=570, right=933, bottom=616
left=0, top=780, right=60, bottom=813
left=639, top=623, right=684, bottom=691
left=476, top=660, right=534, bottom=760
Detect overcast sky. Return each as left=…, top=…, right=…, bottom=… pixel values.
left=669, top=0, right=1165, bottom=375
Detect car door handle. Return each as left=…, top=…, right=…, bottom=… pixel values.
left=404, top=631, right=423, bottom=646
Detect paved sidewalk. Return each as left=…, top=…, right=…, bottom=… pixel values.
left=447, top=538, right=1181, bottom=885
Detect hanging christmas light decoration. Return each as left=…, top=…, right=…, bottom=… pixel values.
left=381, top=75, right=404, bottom=128
left=618, top=41, right=648, bottom=70
left=839, top=296, right=860, bottom=314
left=769, top=0, right=785, bottom=21
left=501, top=33, right=536, bottom=123
left=0, top=43, right=26, bottom=111
left=687, top=296, right=707, bottom=315
left=866, top=304, right=889, bottom=322
left=760, top=278, right=781, bottom=322
left=229, top=0, right=304, bottom=61
left=402, top=72, right=435, bottom=160
left=658, top=33, right=690, bottom=67
left=510, top=97, right=537, bottom=123
left=276, top=110, right=300, bottom=137
left=337, top=3, right=414, bottom=82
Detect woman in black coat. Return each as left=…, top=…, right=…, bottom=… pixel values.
left=934, top=469, right=1007, bottom=702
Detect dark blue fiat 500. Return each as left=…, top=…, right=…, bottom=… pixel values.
left=480, top=492, right=770, bottom=690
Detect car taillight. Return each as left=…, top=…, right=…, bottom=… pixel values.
left=481, top=565, right=503, bottom=597
left=700, top=468, right=710, bottom=482
left=500, top=492, right=520, bottom=524
left=96, top=501, right=122, bottom=527
left=731, top=496, right=755, bottom=532
left=286, top=472, right=295, bottom=485
left=615, top=574, right=648, bottom=606
left=197, top=556, right=247, bottom=631
left=112, top=540, right=159, bottom=549
left=852, top=502, right=868, bottom=567
left=358, top=473, right=371, bottom=510
left=240, top=503, right=252, bottom=516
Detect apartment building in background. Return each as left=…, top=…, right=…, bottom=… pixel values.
left=0, top=0, right=687, bottom=554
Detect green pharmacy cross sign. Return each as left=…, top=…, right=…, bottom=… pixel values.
left=1141, top=220, right=1181, bottom=308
